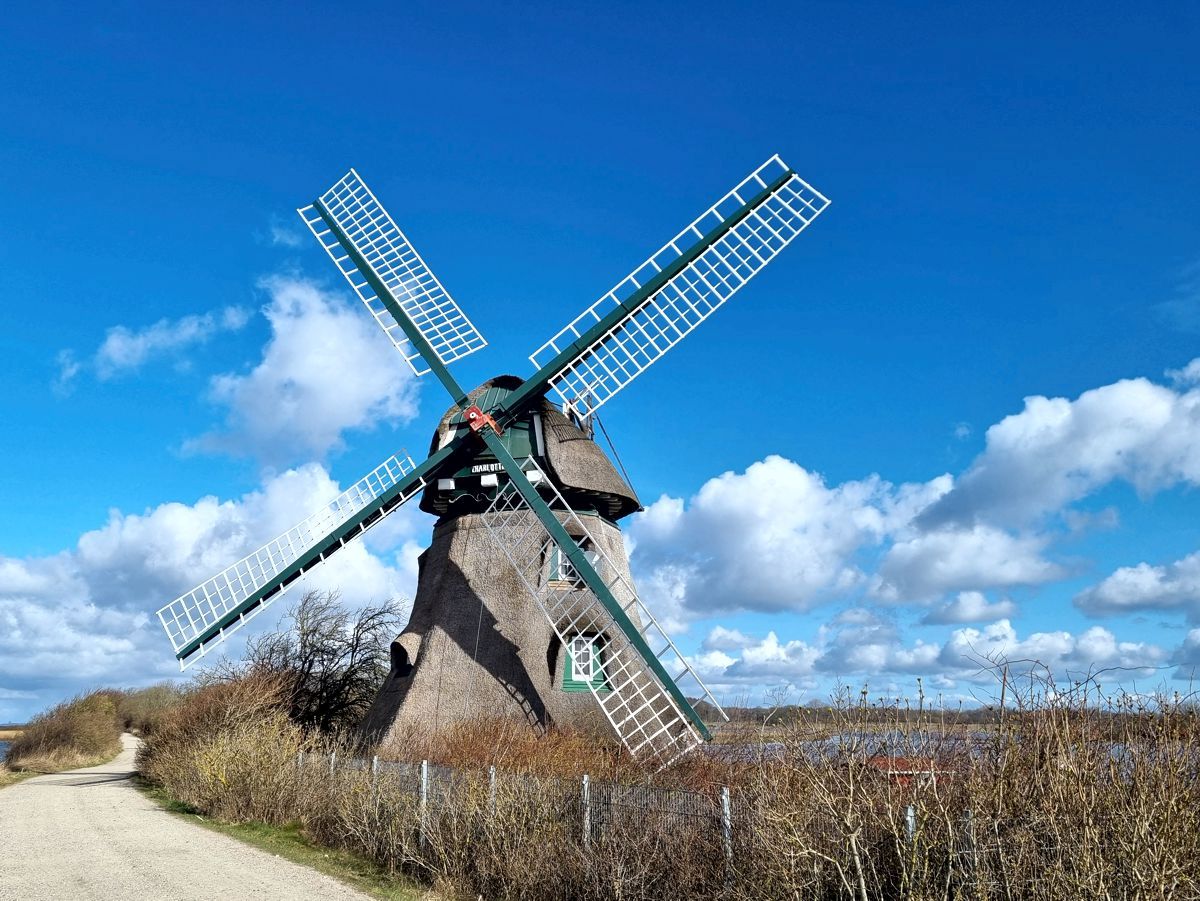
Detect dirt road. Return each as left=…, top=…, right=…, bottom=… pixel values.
left=0, top=734, right=372, bottom=900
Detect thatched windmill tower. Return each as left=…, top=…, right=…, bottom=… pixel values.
left=362, top=375, right=641, bottom=743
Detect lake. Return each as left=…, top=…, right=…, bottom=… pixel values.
left=0, top=741, right=9, bottom=758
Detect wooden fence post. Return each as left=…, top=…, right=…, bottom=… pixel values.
left=581, top=774, right=591, bottom=849
left=419, top=759, right=429, bottom=850
left=721, top=785, right=734, bottom=886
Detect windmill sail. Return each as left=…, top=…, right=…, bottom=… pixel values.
left=479, top=457, right=726, bottom=769
left=528, top=155, right=829, bottom=417
left=298, top=170, right=487, bottom=377
left=157, top=454, right=424, bottom=668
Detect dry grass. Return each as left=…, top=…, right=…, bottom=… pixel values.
left=0, top=729, right=24, bottom=741
left=4, top=689, right=123, bottom=773
left=0, top=763, right=33, bottom=789
left=137, top=669, right=1200, bottom=900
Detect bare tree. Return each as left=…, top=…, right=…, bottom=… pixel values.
left=245, top=590, right=407, bottom=735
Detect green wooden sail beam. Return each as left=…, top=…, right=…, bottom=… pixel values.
left=172, top=441, right=461, bottom=664
left=492, top=168, right=797, bottom=425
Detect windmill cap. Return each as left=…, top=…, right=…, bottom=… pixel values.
left=420, top=375, right=640, bottom=521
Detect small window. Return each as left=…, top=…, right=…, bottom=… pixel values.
left=563, top=634, right=607, bottom=692
left=570, top=635, right=595, bottom=681
left=548, top=538, right=599, bottom=588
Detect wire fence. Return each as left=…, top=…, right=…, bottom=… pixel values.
left=300, top=749, right=735, bottom=868
left=295, top=750, right=1192, bottom=899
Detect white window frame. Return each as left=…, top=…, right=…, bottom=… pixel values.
left=549, top=538, right=599, bottom=586
left=569, top=634, right=597, bottom=682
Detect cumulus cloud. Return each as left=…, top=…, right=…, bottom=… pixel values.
left=627, top=455, right=951, bottom=625
left=918, top=365, right=1200, bottom=529
left=1167, top=359, right=1200, bottom=386
left=920, top=591, right=1018, bottom=625
left=935, top=619, right=1166, bottom=680
left=687, top=629, right=820, bottom=695
left=189, top=276, right=420, bottom=465
left=702, top=625, right=753, bottom=652
left=0, top=464, right=427, bottom=719
left=1172, top=629, right=1200, bottom=677
left=55, top=307, right=251, bottom=393
left=1074, top=551, right=1200, bottom=619
left=96, top=307, right=251, bottom=378
left=874, top=526, right=1063, bottom=602
left=692, top=616, right=1167, bottom=699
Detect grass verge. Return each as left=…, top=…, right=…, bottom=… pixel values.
left=0, top=765, right=35, bottom=790
left=137, top=779, right=431, bottom=901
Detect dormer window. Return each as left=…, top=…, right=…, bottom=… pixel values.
left=548, top=537, right=600, bottom=588
left=563, top=633, right=608, bottom=692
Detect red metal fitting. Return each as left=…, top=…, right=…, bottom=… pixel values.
left=463, top=405, right=503, bottom=435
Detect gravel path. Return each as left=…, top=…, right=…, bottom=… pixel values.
left=0, top=734, right=373, bottom=900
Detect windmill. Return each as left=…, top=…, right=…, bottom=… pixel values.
left=156, top=156, right=829, bottom=767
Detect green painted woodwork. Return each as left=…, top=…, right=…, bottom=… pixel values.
left=491, top=168, right=797, bottom=426
left=562, top=635, right=609, bottom=693
left=176, top=441, right=462, bottom=663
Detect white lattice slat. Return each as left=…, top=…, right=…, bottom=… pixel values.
left=157, top=454, right=423, bottom=667
left=480, top=460, right=726, bottom=769
left=299, top=169, right=487, bottom=376
left=529, top=155, right=829, bottom=416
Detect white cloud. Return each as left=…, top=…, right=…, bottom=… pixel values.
left=687, top=630, right=820, bottom=696
left=269, top=222, right=304, bottom=248
left=0, top=463, right=426, bottom=718
left=875, top=526, right=1063, bottom=602
left=54, top=307, right=251, bottom=393
left=693, top=616, right=1167, bottom=699
left=920, top=591, right=1018, bottom=625
left=1172, top=629, right=1200, bottom=677
left=1074, top=551, right=1200, bottom=619
left=96, top=307, right=251, bottom=378
left=936, top=619, right=1166, bottom=680
left=189, top=275, right=420, bottom=465
left=1167, top=359, right=1200, bottom=386
left=814, top=609, right=940, bottom=675
left=918, top=364, right=1200, bottom=529
left=627, top=455, right=951, bottom=624
left=52, top=349, right=82, bottom=395
left=702, top=625, right=753, bottom=652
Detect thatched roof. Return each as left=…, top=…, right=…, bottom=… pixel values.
left=419, top=375, right=640, bottom=521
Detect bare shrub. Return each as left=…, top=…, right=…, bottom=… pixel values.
left=243, top=590, right=406, bottom=735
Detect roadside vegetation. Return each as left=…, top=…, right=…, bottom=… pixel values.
left=2, top=682, right=185, bottom=776
left=128, top=591, right=1200, bottom=900
left=12, top=591, right=1200, bottom=897
left=3, top=689, right=123, bottom=772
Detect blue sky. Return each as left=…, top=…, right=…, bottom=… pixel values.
left=2, top=2, right=1199, bottom=721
